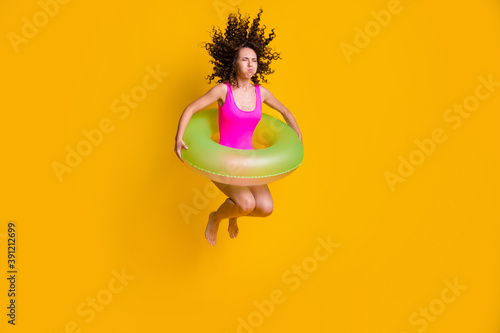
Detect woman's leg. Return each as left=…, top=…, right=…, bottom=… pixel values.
left=247, top=184, right=274, bottom=217
left=212, top=181, right=273, bottom=218
left=205, top=181, right=274, bottom=245
left=216, top=183, right=273, bottom=240
left=205, top=181, right=256, bottom=245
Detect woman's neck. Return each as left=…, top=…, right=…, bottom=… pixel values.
left=234, top=77, right=253, bottom=91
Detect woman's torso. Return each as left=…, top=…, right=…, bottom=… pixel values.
left=218, top=82, right=262, bottom=150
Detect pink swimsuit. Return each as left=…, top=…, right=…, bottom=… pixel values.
left=218, top=82, right=262, bottom=150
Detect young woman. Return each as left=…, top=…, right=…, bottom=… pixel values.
left=174, top=8, right=302, bottom=245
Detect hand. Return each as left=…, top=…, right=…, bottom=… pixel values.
left=174, top=138, right=188, bottom=163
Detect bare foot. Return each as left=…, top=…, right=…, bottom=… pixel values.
left=205, top=212, right=221, bottom=246
left=228, top=218, right=239, bottom=239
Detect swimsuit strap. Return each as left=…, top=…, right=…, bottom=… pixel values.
left=226, top=82, right=261, bottom=112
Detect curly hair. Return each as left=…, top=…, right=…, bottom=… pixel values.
left=202, top=8, right=281, bottom=87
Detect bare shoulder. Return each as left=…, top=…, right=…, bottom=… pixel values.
left=259, top=85, right=272, bottom=101
left=210, top=82, right=228, bottom=107
left=211, top=82, right=227, bottom=96
left=187, top=82, right=228, bottom=113
left=259, top=85, right=270, bottom=94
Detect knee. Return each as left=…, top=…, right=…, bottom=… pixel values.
left=235, top=195, right=255, bottom=214
left=255, top=200, right=273, bottom=217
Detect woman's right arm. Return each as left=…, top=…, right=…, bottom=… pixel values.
left=174, top=83, right=225, bottom=163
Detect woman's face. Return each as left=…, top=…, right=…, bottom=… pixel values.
left=235, top=47, right=258, bottom=80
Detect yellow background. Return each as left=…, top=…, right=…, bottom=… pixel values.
left=1, top=0, right=500, bottom=332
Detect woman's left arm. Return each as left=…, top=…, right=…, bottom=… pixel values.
left=261, top=86, right=303, bottom=143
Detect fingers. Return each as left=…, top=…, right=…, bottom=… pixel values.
left=175, top=146, right=185, bottom=162
left=174, top=140, right=188, bottom=163
left=175, top=149, right=185, bottom=163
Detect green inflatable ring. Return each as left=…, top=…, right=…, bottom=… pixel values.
left=181, top=108, right=304, bottom=185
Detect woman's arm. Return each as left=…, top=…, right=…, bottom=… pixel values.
left=174, top=83, right=225, bottom=162
left=261, top=86, right=303, bottom=143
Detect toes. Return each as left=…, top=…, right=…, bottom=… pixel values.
left=228, top=224, right=239, bottom=239
left=206, top=233, right=216, bottom=245
left=206, top=235, right=215, bottom=246
left=205, top=231, right=215, bottom=245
